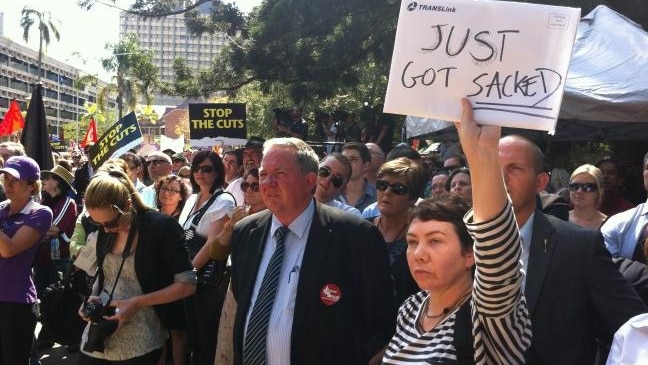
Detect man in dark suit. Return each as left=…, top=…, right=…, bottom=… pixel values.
left=499, top=135, right=647, bottom=365
left=230, top=137, right=396, bottom=365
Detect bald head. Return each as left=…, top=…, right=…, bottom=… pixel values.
left=499, top=135, right=544, bottom=174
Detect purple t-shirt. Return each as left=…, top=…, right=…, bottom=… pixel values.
left=0, top=199, right=53, bottom=303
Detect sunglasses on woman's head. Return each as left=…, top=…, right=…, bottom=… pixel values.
left=375, top=179, right=410, bottom=195
left=241, top=181, right=260, bottom=192
left=88, top=205, right=125, bottom=229
left=191, top=165, right=214, bottom=174
left=569, top=182, right=598, bottom=192
left=317, top=166, right=344, bottom=188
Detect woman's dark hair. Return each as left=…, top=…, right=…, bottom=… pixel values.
left=57, top=159, right=73, bottom=172
left=409, top=194, right=473, bottom=253
left=189, top=150, right=225, bottom=193
left=447, top=167, right=471, bottom=191
left=41, top=174, right=72, bottom=203
left=243, top=167, right=260, bottom=181
left=120, top=152, right=143, bottom=169
left=154, top=175, right=190, bottom=214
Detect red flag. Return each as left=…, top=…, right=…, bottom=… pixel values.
left=80, top=118, right=98, bottom=148
left=0, top=99, right=25, bottom=136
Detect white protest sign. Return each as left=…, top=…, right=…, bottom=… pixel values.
left=385, top=0, right=580, bottom=133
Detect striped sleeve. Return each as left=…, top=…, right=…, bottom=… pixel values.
left=464, top=201, right=532, bottom=365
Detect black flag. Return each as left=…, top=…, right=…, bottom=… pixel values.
left=21, top=84, right=54, bottom=170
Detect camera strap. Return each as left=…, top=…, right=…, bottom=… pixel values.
left=100, top=210, right=138, bottom=307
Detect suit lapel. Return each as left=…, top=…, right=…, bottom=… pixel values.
left=238, top=214, right=272, bottom=318
left=525, top=211, right=557, bottom=315
left=292, top=203, right=332, bottom=336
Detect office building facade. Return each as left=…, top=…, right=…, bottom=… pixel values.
left=0, top=35, right=111, bottom=139
left=119, top=10, right=228, bottom=104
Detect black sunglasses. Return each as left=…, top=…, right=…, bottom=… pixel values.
left=376, top=179, right=410, bottom=195
left=241, top=181, right=260, bottom=192
left=318, top=166, right=344, bottom=188
left=569, top=182, right=598, bottom=193
left=191, top=165, right=215, bottom=174
left=88, top=205, right=125, bottom=229
left=178, top=174, right=191, bottom=179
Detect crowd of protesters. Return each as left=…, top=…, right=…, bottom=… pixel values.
left=0, top=97, right=648, bottom=365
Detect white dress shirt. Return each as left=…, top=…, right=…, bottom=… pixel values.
left=244, top=200, right=315, bottom=365
left=606, top=313, right=648, bottom=365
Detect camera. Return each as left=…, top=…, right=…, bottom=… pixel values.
left=82, top=300, right=118, bottom=353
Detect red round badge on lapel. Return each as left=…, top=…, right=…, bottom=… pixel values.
left=320, top=284, right=342, bottom=306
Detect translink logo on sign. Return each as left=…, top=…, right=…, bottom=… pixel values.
left=407, top=2, right=456, bottom=12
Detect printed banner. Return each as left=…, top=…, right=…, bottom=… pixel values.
left=188, top=103, right=247, bottom=148
left=88, top=112, right=143, bottom=168
left=385, top=0, right=580, bottom=133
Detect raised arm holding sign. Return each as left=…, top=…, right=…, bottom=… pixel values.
left=385, top=0, right=580, bottom=133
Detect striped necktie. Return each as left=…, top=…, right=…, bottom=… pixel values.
left=243, top=226, right=289, bottom=365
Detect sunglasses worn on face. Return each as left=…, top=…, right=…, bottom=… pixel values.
left=241, top=181, right=260, bottom=192
left=318, top=166, right=344, bottom=189
left=569, top=182, right=598, bottom=192
left=191, top=165, right=215, bottom=174
left=178, top=174, right=191, bottom=179
left=376, top=179, right=410, bottom=195
left=88, top=205, right=125, bottom=229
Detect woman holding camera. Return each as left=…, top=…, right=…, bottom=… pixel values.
left=0, top=156, right=53, bottom=365
left=78, top=169, right=196, bottom=364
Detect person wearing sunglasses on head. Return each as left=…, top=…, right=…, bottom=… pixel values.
left=177, top=150, right=235, bottom=365
left=314, top=154, right=362, bottom=217
left=77, top=169, right=196, bottom=365
left=568, top=164, right=607, bottom=229
left=373, top=157, right=427, bottom=306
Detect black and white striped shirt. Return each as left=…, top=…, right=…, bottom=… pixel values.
left=383, top=202, right=532, bottom=365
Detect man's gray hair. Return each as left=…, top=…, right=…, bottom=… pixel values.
left=0, top=142, right=25, bottom=156
left=263, top=138, right=319, bottom=174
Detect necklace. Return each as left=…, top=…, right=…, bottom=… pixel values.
left=424, top=288, right=472, bottom=319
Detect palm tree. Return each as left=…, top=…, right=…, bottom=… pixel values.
left=20, top=7, right=61, bottom=83
left=102, top=34, right=159, bottom=118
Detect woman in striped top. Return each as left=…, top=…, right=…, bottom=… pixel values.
left=382, top=99, right=532, bottom=365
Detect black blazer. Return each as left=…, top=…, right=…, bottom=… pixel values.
left=96, top=210, right=193, bottom=325
left=524, top=211, right=647, bottom=365
left=230, top=202, right=396, bottom=365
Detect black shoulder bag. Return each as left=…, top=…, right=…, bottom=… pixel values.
left=183, top=190, right=232, bottom=286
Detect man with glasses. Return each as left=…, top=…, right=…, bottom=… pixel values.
left=314, top=154, right=361, bottom=217
left=338, top=142, right=376, bottom=212
left=140, top=151, right=172, bottom=208
left=229, top=137, right=395, bottom=365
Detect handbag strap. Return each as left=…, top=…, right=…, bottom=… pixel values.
left=184, top=190, right=227, bottom=229
left=96, top=210, right=138, bottom=306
